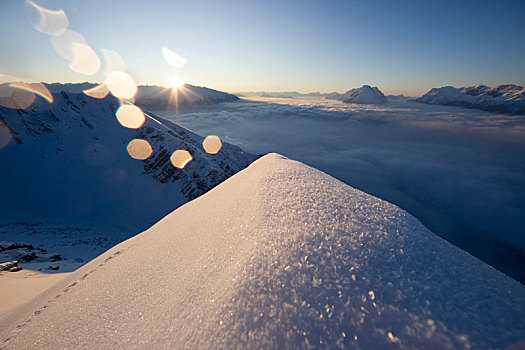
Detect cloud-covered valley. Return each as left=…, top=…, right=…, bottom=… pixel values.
left=161, top=97, right=525, bottom=282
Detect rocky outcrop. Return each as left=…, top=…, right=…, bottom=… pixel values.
left=0, top=260, right=22, bottom=272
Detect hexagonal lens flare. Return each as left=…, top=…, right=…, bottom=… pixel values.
left=170, top=150, right=192, bottom=169
left=115, top=104, right=145, bottom=129
left=202, top=135, right=222, bottom=154
left=127, top=139, right=153, bottom=160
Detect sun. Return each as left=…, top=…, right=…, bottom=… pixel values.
left=169, top=77, right=183, bottom=90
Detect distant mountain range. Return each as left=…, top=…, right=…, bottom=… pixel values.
left=238, top=86, right=390, bottom=104
left=45, top=83, right=239, bottom=110
left=239, top=84, right=525, bottom=115
left=0, top=86, right=255, bottom=231
left=413, top=84, right=525, bottom=115
left=135, top=84, right=239, bottom=109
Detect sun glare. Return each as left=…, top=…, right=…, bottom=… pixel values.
left=170, top=78, right=183, bottom=90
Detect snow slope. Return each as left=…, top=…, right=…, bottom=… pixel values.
left=1, top=154, right=523, bottom=349
left=0, top=91, right=255, bottom=231
left=325, top=85, right=388, bottom=104
left=414, top=84, right=525, bottom=115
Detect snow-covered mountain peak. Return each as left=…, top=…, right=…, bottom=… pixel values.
left=325, top=85, right=388, bottom=104
left=0, top=90, right=255, bottom=231
left=415, top=84, right=525, bottom=114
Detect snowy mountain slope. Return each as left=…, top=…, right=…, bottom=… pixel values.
left=325, top=85, right=388, bottom=104
left=414, top=84, right=525, bottom=115
left=45, top=82, right=239, bottom=110
left=0, top=91, right=255, bottom=232
left=1, top=154, right=523, bottom=349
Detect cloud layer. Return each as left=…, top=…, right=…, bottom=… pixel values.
left=160, top=97, right=525, bottom=282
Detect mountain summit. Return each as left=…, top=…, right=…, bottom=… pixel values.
left=326, top=85, right=388, bottom=104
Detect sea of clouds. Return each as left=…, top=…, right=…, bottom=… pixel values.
left=159, top=97, right=525, bottom=282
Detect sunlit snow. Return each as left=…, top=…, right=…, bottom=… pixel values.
left=0, top=154, right=523, bottom=349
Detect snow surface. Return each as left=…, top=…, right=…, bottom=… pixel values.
left=414, top=84, right=525, bottom=115
left=1, top=154, right=523, bottom=349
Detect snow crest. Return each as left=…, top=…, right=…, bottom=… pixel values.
left=0, top=154, right=523, bottom=349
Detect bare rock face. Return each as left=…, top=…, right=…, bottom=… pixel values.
left=0, top=261, right=22, bottom=272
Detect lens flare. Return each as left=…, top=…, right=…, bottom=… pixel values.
left=162, top=47, right=187, bottom=68
left=9, top=81, right=53, bottom=103
left=51, top=29, right=88, bottom=61
left=105, top=71, right=137, bottom=99
left=0, top=121, right=13, bottom=149
left=0, top=83, right=35, bottom=109
left=170, top=150, right=192, bottom=169
left=202, top=135, right=222, bottom=154
left=126, top=139, right=153, bottom=160
left=101, top=49, right=126, bottom=74
left=115, top=104, right=145, bottom=129
left=25, top=0, right=69, bottom=36
left=69, top=42, right=101, bottom=76
left=83, top=83, right=109, bottom=99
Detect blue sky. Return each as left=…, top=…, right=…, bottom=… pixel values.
left=1, top=0, right=524, bottom=95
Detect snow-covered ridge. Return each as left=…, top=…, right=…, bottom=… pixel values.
left=0, top=91, right=255, bottom=231
left=0, top=154, right=523, bottom=349
left=325, top=85, right=388, bottom=104
left=414, top=84, right=525, bottom=115
left=45, top=82, right=239, bottom=110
